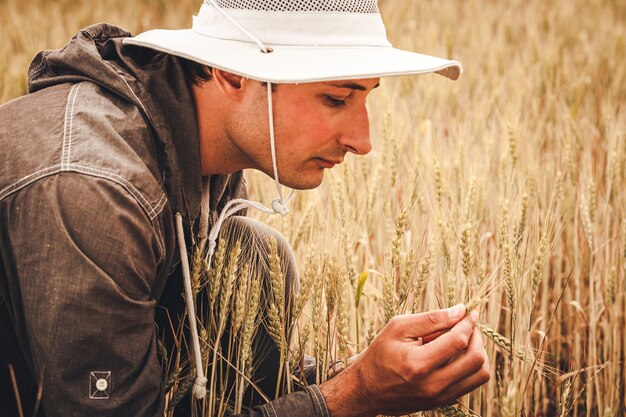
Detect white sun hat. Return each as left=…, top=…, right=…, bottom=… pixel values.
left=124, top=0, right=461, bottom=83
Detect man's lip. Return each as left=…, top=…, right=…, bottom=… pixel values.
left=315, top=157, right=343, bottom=168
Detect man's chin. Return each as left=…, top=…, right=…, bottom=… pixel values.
left=279, top=171, right=325, bottom=190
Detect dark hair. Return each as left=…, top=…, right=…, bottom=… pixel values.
left=179, top=57, right=278, bottom=92
left=180, top=57, right=213, bottom=85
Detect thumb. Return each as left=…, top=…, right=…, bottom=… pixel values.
left=391, top=304, right=467, bottom=338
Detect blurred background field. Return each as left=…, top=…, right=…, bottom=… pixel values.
left=1, top=0, right=625, bottom=416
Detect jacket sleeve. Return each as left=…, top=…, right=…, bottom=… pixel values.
left=234, top=385, right=329, bottom=417
left=3, top=173, right=166, bottom=417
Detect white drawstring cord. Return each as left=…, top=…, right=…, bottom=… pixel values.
left=205, top=193, right=294, bottom=261
left=266, top=81, right=292, bottom=204
left=206, top=0, right=271, bottom=53
left=181, top=0, right=296, bottom=400
left=175, top=213, right=208, bottom=398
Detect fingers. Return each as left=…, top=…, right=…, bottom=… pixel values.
left=437, top=356, right=491, bottom=404
left=417, top=311, right=479, bottom=370
left=421, top=330, right=444, bottom=344
left=435, top=328, right=487, bottom=384
left=385, top=304, right=467, bottom=338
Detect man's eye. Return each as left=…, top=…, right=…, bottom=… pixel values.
left=325, top=96, right=346, bottom=107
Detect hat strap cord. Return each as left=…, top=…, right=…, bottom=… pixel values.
left=183, top=0, right=295, bottom=401
left=206, top=0, right=270, bottom=53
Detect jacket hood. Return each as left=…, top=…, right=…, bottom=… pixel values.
left=28, top=23, right=203, bottom=221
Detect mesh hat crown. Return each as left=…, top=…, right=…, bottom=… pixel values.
left=124, top=0, right=461, bottom=82
left=213, top=0, right=380, bottom=13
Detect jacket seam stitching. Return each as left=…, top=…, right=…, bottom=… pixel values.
left=309, top=386, right=323, bottom=416
left=67, top=164, right=164, bottom=219
left=62, top=83, right=82, bottom=170
left=119, top=75, right=149, bottom=117
left=61, top=78, right=167, bottom=257
left=0, top=168, right=167, bottom=263
left=308, top=385, right=328, bottom=417
left=151, top=214, right=166, bottom=263
left=60, top=83, right=77, bottom=170
left=0, top=167, right=166, bottom=221
left=0, top=167, right=59, bottom=201
left=311, top=385, right=330, bottom=417
left=57, top=81, right=164, bottom=220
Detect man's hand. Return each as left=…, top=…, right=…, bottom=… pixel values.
left=319, top=304, right=490, bottom=417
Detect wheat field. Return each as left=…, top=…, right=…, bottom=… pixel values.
left=1, top=0, right=625, bottom=416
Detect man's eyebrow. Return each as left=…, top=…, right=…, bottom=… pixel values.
left=328, top=82, right=381, bottom=91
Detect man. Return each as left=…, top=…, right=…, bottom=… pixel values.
left=0, top=0, right=490, bottom=416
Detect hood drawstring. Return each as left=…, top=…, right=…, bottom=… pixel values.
left=175, top=213, right=208, bottom=398
left=179, top=0, right=295, bottom=399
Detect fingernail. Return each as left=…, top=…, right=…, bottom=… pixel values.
left=449, top=303, right=465, bottom=318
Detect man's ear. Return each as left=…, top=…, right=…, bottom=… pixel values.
left=212, top=68, right=246, bottom=100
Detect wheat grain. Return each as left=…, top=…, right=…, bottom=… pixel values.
left=232, top=262, right=249, bottom=336
left=460, top=222, right=473, bottom=278
left=607, top=266, right=616, bottom=307
left=463, top=176, right=477, bottom=223
left=325, top=258, right=340, bottom=316
left=412, top=248, right=433, bottom=311
left=555, top=170, right=565, bottom=208
left=514, top=192, right=528, bottom=254
left=531, top=232, right=549, bottom=305
left=208, top=238, right=227, bottom=310
left=383, top=273, right=396, bottom=323
left=507, top=124, right=518, bottom=167
left=336, top=278, right=349, bottom=359
left=383, top=111, right=399, bottom=189
left=217, top=240, right=240, bottom=327
left=392, top=209, right=409, bottom=275
left=399, top=248, right=416, bottom=307
left=608, top=150, right=619, bottom=200
left=367, top=164, right=383, bottom=213
left=502, top=241, right=516, bottom=315
left=191, top=248, right=204, bottom=298
left=439, top=220, right=452, bottom=270
left=434, top=159, right=444, bottom=208
left=588, top=179, right=597, bottom=223
left=446, top=270, right=457, bottom=308
left=292, top=253, right=315, bottom=324
left=477, top=323, right=535, bottom=364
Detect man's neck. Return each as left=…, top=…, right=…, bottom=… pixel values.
left=191, top=81, right=252, bottom=176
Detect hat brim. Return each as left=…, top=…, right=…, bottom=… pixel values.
left=124, top=29, right=461, bottom=83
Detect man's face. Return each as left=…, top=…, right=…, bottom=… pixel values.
left=230, top=77, right=380, bottom=189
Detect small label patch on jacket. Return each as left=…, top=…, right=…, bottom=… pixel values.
left=89, top=371, right=111, bottom=399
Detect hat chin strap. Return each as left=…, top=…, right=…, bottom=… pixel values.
left=177, top=0, right=295, bottom=400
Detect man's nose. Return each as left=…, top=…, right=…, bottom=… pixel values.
left=338, top=106, right=372, bottom=156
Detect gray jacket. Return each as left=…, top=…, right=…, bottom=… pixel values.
left=0, top=24, right=327, bottom=417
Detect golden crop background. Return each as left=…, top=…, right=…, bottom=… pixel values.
left=2, top=0, right=625, bottom=416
